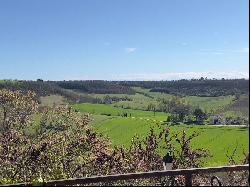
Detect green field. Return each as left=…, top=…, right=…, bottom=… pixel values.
left=82, top=87, right=236, bottom=114
left=185, top=95, right=235, bottom=113
left=85, top=92, right=156, bottom=111
left=73, top=103, right=167, bottom=120
left=72, top=102, right=249, bottom=167
left=91, top=116, right=249, bottom=166
left=137, top=88, right=235, bottom=112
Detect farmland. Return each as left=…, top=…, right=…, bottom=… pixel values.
left=37, top=81, right=249, bottom=166
left=73, top=103, right=167, bottom=120
left=2, top=81, right=250, bottom=165
left=0, top=79, right=249, bottom=185
left=72, top=103, right=249, bottom=167
left=1, top=0, right=249, bottom=184
left=73, top=88, right=237, bottom=114
left=41, top=83, right=248, bottom=167
left=91, top=116, right=249, bottom=166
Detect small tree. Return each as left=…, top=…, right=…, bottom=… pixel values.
left=103, top=95, right=112, bottom=104
left=172, top=104, right=191, bottom=122
left=167, top=114, right=180, bottom=123
left=161, top=97, right=191, bottom=122
left=193, top=108, right=207, bottom=124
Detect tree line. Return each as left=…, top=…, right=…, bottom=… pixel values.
left=55, top=80, right=136, bottom=94
left=0, top=79, right=248, bottom=100
left=116, top=78, right=249, bottom=97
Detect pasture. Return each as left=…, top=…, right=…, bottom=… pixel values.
left=84, top=87, right=237, bottom=114
left=91, top=116, right=249, bottom=167
left=73, top=103, right=167, bottom=120
left=72, top=103, right=249, bottom=166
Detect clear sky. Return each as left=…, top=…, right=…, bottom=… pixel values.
left=0, top=0, right=249, bottom=80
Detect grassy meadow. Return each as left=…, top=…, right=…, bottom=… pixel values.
left=73, top=103, right=167, bottom=120
left=41, top=87, right=249, bottom=167
left=82, top=87, right=237, bottom=114
left=90, top=115, right=249, bottom=166
left=71, top=102, right=249, bottom=167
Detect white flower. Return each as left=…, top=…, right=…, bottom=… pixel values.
left=38, top=175, right=43, bottom=183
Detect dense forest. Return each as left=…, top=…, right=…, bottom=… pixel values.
left=0, top=78, right=249, bottom=98
left=55, top=80, right=136, bottom=94
left=0, top=81, right=99, bottom=103
left=116, top=79, right=249, bottom=97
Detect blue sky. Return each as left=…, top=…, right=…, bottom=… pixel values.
left=0, top=0, right=249, bottom=80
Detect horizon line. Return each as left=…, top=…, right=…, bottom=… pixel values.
left=1, top=78, right=249, bottom=82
